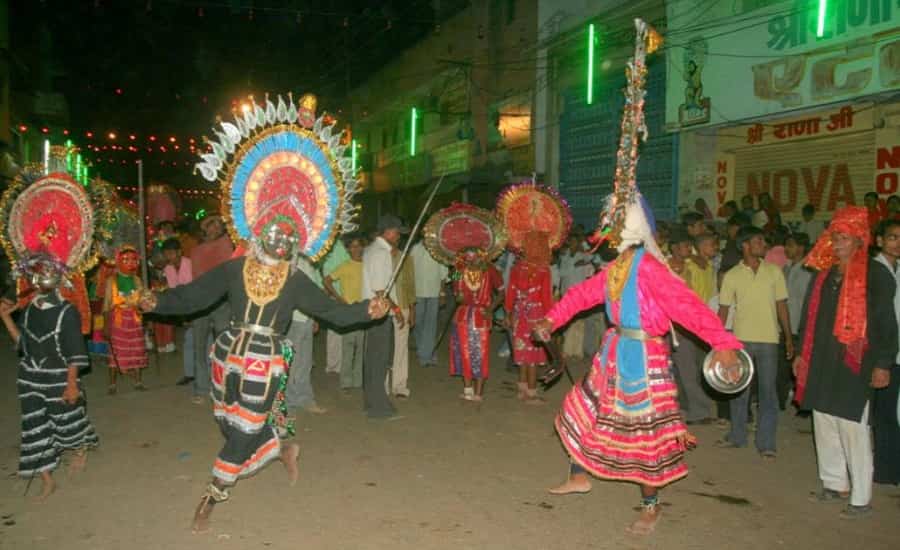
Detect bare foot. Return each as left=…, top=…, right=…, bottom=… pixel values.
left=524, top=393, right=545, bottom=406
left=548, top=473, right=592, bottom=495
left=280, top=442, right=301, bottom=486
left=191, top=496, right=215, bottom=534
left=626, top=507, right=661, bottom=535
left=31, top=474, right=56, bottom=503
left=67, top=450, right=87, bottom=475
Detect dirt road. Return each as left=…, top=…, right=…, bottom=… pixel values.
left=0, top=330, right=897, bottom=549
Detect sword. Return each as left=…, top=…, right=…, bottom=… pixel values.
left=429, top=302, right=459, bottom=360
left=383, top=175, right=445, bottom=298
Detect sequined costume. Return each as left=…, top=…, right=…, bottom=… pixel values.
left=16, top=293, right=99, bottom=476
left=506, top=261, right=553, bottom=366
left=546, top=249, right=740, bottom=486
left=450, top=265, right=503, bottom=380
left=155, top=257, right=369, bottom=483
left=0, top=152, right=111, bottom=481
left=154, top=93, right=365, bottom=492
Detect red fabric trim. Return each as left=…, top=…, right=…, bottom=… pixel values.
left=796, top=270, right=827, bottom=404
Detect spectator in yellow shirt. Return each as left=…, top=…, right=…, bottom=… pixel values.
left=683, top=233, right=718, bottom=303
left=324, top=236, right=367, bottom=391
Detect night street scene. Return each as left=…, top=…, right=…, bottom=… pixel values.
left=0, top=1, right=899, bottom=548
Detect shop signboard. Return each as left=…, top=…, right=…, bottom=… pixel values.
left=666, top=0, right=900, bottom=129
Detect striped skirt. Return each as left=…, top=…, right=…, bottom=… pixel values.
left=555, top=331, right=688, bottom=487
left=108, top=310, right=147, bottom=371
left=18, top=361, right=99, bottom=476
left=208, top=329, right=288, bottom=485
left=449, top=310, right=490, bottom=380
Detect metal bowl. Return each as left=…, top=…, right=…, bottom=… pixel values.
left=702, top=349, right=754, bottom=394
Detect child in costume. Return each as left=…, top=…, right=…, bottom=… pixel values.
left=496, top=183, right=571, bottom=404
left=0, top=165, right=104, bottom=501
left=422, top=203, right=507, bottom=401
left=532, top=21, right=742, bottom=536
left=506, top=230, right=554, bottom=403
left=104, top=245, right=148, bottom=393
left=451, top=247, right=503, bottom=400
left=139, top=93, right=391, bottom=534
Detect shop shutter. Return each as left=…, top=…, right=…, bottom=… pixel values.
left=731, top=130, right=874, bottom=222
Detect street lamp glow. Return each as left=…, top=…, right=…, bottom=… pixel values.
left=587, top=23, right=596, bottom=105
left=816, top=0, right=827, bottom=38
left=241, top=103, right=252, bottom=114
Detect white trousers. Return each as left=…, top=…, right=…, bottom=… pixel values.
left=813, top=405, right=873, bottom=507
left=388, top=317, right=410, bottom=396
left=326, top=329, right=342, bottom=373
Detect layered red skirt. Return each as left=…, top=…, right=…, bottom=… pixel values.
left=555, top=330, right=688, bottom=487
left=108, top=309, right=147, bottom=371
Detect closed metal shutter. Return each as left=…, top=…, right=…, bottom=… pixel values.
left=731, top=130, right=874, bottom=222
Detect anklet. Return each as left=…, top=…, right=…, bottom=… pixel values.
left=205, top=483, right=230, bottom=503
left=640, top=495, right=659, bottom=511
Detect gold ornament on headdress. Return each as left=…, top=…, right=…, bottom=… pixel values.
left=299, top=94, right=317, bottom=112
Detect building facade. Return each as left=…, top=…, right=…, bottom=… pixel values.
left=345, top=0, right=539, bottom=229
left=535, top=0, right=674, bottom=229
left=668, top=0, right=900, bottom=223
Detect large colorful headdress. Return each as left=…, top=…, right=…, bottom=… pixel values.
left=590, top=19, right=664, bottom=260
left=0, top=163, right=109, bottom=275
left=423, top=203, right=508, bottom=267
left=195, top=93, right=358, bottom=262
left=0, top=150, right=112, bottom=332
left=495, top=181, right=571, bottom=257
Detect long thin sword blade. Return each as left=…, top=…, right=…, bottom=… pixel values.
left=383, top=175, right=445, bottom=296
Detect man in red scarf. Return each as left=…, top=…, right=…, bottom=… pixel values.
left=793, top=205, right=897, bottom=519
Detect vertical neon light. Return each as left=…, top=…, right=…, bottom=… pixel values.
left=351, top=139, right=358, bottom=175
left=587, top=23, right=596, bottom=105
left=816, top=0, right=827, bottom=38
left=65, top=139, right=73, bottom=172
left=410, top=108, right=418, bottom=156
left=43, top=139, right=50, bottom=174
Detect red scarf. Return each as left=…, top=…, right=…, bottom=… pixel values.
left=795, top=206, right=870, bottom=403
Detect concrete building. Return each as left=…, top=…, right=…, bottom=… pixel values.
left=535, top=0, right=674, bottom=229
left=345, top=0, right=539, bottom=227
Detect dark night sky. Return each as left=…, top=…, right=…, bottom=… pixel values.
left=11, top=0, right=467, bottom=183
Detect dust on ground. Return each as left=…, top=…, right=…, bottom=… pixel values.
left=0, top=330, right=897, bottom=550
